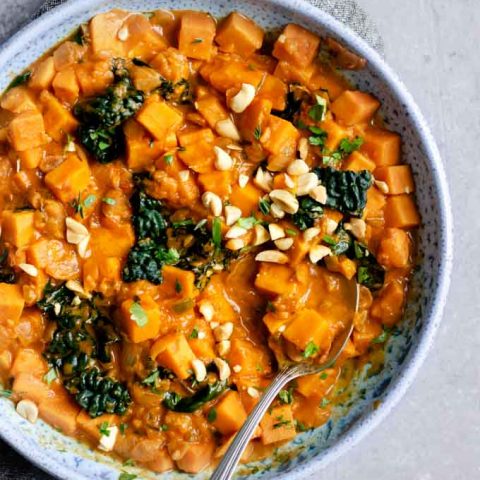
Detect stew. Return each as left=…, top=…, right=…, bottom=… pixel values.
left=0, top=8, right=420, bottom=475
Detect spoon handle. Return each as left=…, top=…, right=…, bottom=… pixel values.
left=211, top=365, right=298, bottom=480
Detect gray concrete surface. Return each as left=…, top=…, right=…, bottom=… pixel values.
left=0, top=0, right=478, bottom=479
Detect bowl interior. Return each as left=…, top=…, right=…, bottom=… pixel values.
left=0, top=1, right=452, bottom=479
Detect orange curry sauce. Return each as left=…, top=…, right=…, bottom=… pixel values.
left=0, top=9, right=419, bottom=474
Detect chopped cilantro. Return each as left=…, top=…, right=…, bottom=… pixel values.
left=98, top=421, right=111, bottom=436
left=102, top=197, right=116, bottom=205
left=119, top=423, right=128, bottom=435
left=189, top=327, right=199, bottom=339
left=278, top=388, right=294, bottom=405
left=191, top=38, right=204, bottom=44
left=237, top=216, right=259, bottom=229
left=175, top=278, right=183, bottom=293
left=319, top=372, right=328, bottom=380
left=164, top=153, right=174, bottom=165
left=160, top=424, right=169, bottom=431
left=319, top=398, right=330, bottom=408
left=253, top=125, right=262, bottom=140
left=129, top=302, right=148, bottom=327
left=258, top=198, right=271, bottom=215
left=303, top=341, right=319, bottom=358
left=212, top=217, right=222, bottom=250
left=207, top=408, right=217, bottom=423
left=43, top=367, right=57, bottom=385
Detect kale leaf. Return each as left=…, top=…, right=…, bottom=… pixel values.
left=353, top=241, right=385, bottom=290
left=272, top=89, right=303, bottom=122
left=163, top=381, right=226, bottom=413
left=130, top=191, right=168, bottom=241
left=314, top=167, right=373, bottom=217
left=0, top=248, right=16, bottom=284
left=6, top=71, right=31, bottom=91
left=74, top=76, right=144, bottom=163
left=39, top=283, right=131, bottom=418
left=292, top=197, right=324, bottom=230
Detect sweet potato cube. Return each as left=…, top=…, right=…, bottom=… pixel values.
left=178, top=12, right=216, bottom=60
left=52, top=66, right=80, bottom=105
left=212, top=390, right=247, bottom=435
left=257, top=74, right=287, bottom=111
left=296, top=368, right=337, bottom=399
left=124, top=119, right=164, bottom=171
left=238, top=98, right=272, bottom=142
left=331, top=90, right=380, bottom=126
left=385, top=194, right=420, bottom=228
left=1, top=87, right=37, bottom=114
left=17, top=147, right=43, bottom=170
left=260, top=404, right=296, bottom=445
left=1, top=210, right=35, bottom=248
left=353, top=321, right=383, bottom=354
left=119, top=294, right=162, bottom=343
left=12, top=373, right=53, bottom=404
left=262, top=115, right=299, bottom=157
left=160, top=265, right=196, bottom=300
left=0, top=283, right=25, bottom=324
left=229, top=183, right=262, bottom=216
left=215, top=12, right=264, bottom=57
left=30, top=57, right=55, bottom=90
left=343, top=151, right=376, bottom=172
left=11, top=349, right=47, bottom=377
left=227, top=338, right=271, bottom=377
left=283, top=308, right=334, bottom=354
left=272, top=24, right=320, bottom=67
left=206, top=60, right=263, bottom=92
left=77, top=411, right=118, bottom=441
left=374, top=165, right=415, bottom=195
left=150, top=333, right=196, bottom=379
left=53, top=41, right=83, bottom=71
left=90, top=10, right=128, bottom=57
left=194, top=89, right=229, bottom=129
left=26, top=239, right=49, bottom=269
left=89, top=226, right=135, bottom=258
left=361, top=127, right=401, bottom=166
left=370, top=281, right=405, bottom=327
left=322, top=118, right=349, bottom=152
left=255, top=263, right=294, bottom=296
left=75, top=60, right=114, bottom=96
left=274, top=60, right=315, bottom=86
left=40, top=90, right=79, bottom=142
left=308, top=64, right=348, bottom=100
left=324, top=255, right=357, bottom=280
left=83, top=256, right=122, bottom=294
left=263, top=312, right=288, bottom=335
left=198, top=171, right=233, bottom=198
left=377, top=228, right=411, bottom=269
left=44, top=153, right=91, bottom=203
left=8, top=111, right=47, bottom=151
left=137, top=99, right=183, bottom=141
left=364, top=186, right=386, bottom=222
left=177, top=128, right=215, bottom=173
left=39, top=396, right=80, bottom=436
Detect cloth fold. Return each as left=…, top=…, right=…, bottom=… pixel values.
left=1, top=0, right=383, bottom=479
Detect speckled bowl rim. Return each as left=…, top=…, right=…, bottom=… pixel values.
left=0, top=0, right=453, bottom=479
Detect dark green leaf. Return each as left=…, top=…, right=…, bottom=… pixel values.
left=259, top=198, right=271, bottom=215
left=303, top=341, right=319, bottom=358
left=207, top=408, right=217, bottom=423
left=163, top=382, right=226, bottom=413
left=119, top=473, right=137, bottom=480
left=7, top=71, right=31, bottom=91
left=0, top=248, right=15, bottom=284
left=292, top=197, right=324, bottom=230
left=278, top=388, right=293, bottom=404
left=212, top=217, right=222, bottom=250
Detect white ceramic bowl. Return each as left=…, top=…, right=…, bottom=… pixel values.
left=0, top=1, right=453, bottom=479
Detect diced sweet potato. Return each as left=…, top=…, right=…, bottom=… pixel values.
left=262, top=312, right=288, bottom=335
left=89, top=225, right=135, bottom=258
left=374, top=165, right=414, bottom=195
left=260, top=404, right=296, bottom=445
left=75, top=60, right=114, bottom=96
left=370, top=281, right=405, bottom=327
left=10, top=348, right=47, bottom=377
left=296, top=368, right=338, bottom=399
left=229, top=183, right=262, bottom=216
left=44, top=153, right=91, bottom=203
left=150, top=333, right=196, bottom=380
left=45, top=240, right=80, bottom=281
left=352, top=319, right=383, bottom=354
left=144, top=449, right=175, bottom=473
left=204, top=58, right=263, bottom=92
left=12, top=373, right=54, bottom=404
left=0, top=283, right=25, bottom=325
left=227, top=338, right=271, bottom=377
left=194, top=88, right=229, bottom=130
left=53, top=41, right=83, bottom=71
left=83, top=256, right=122, bottom=294
left=377, top=228, right=411, bottom=268
left=77, top=411, right=118, bottom=440
left=124, top=119, right=164, bottom=171
left=8, top=110, right=47, bottom=151
left=30, top=57, right=56, bottom=90
left=257, top=74, right=287, bottom=111
left=238, top=98, right=272, bottom=142
left=384, top=195, right=420, bottom=228
left=331, top=90, right=380, bottom=126
left=308, top=64, right=348, bottom=100
left=39, top=396, right=80, bottom=436
left=17, top=147, right=43, bottom=170
left=200, top=276, right=238, bottom=325
left=1, top=87, right=38, bottom=114
left=40, top=90, right=79, bottom=142
left=215, top=12, right=264, bottom=57
left=119, top=294, right=162, bottom=343
left=283, top=308, right=335, bottom=354
left=1, top=210, right=35, bottom=247
left=123, top=13, right=167, bottom=61
left=343, top=150, right=376, bottom=172
left=263, top=115, right=299, bottom=171
left=177, top=128, right=215, bottom=173
left=321, top=118, right=349, bottom=152
left=211, top=390, right=247, bottom=435
left=160, top=266, right=196, bottom=300
left=52, top=66, right=80, bottom=105
left=90, top=10, right=129, bottom=57
left=131, top=65, right=163, bottom=92
left=324, top=255, right=357, bottom=280
left=136, top=98, right=183, bottom=141
left=150, top=48, right=190, bottom=83
left=175, top=442, right=214, bottom=474
left=255, top=263, right=294, bottom=296
left=26, top=239, right=49, bottom=269
left=360, top=127, right=401, bottom=166
left=198, top=171, right=233, bottom=198
left=272, top=24, right=320, bottom=67
left=178, top=12, right=216, bottom=61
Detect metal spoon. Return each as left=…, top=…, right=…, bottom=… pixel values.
left=211, top=280, right=360, bottom=480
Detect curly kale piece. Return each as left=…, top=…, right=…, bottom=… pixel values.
left=314, top=167, right=373, bottom=217
left=163, top=381, right=227, bottom=413
left=130, top=191, right=168, bottom=241
left=39, top=283, right=131, bottom=418
left=353, top=241, right=385, bottom=290
left=292, top=197, right=324, bottom=230
left=74, top=76, right=144, bottom=163
left=0, top=248, right=16, bottom=284
left=272, top=89, right=303, bottom=122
